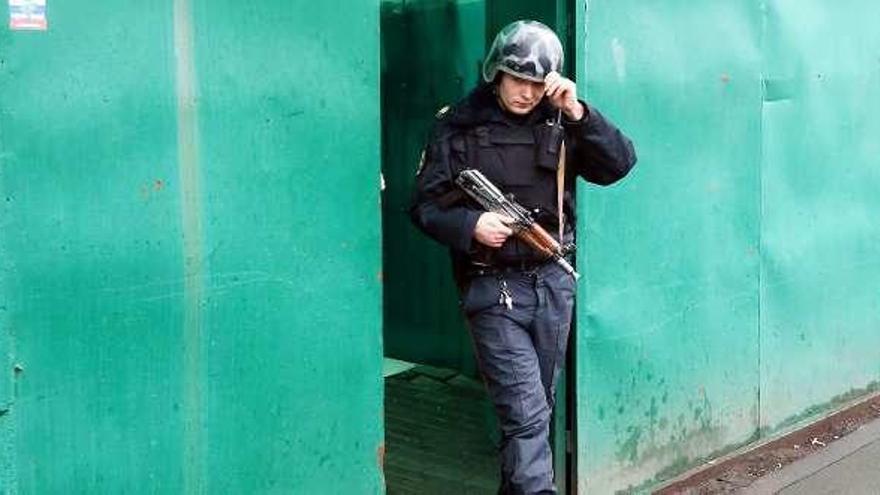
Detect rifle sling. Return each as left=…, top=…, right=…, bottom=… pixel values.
left=459, top=128, right=566, bottom=242
left=557, top=140, right=566, bottom=242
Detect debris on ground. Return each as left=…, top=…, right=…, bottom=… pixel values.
left=654, top=394, right=880, bottom=494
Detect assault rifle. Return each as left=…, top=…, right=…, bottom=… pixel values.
left=455, top=169, right=580, bottom=280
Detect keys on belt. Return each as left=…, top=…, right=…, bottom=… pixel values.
left=498, top=278, right=513, bottom=310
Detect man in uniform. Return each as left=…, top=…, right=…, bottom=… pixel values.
left=410, top=20, right=637, bottom=494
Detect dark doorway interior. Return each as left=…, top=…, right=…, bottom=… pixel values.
left=380, top=1, right=575, bottom=493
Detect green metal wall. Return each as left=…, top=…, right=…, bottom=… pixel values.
left=575, top=1, right=880, bottom=493
left=758, top=0, right=880, bottom=433
left=0, top=1, right=382, bottom=493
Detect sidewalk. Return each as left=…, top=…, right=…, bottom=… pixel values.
left=655, top=395, right=880, bottom=494
left=742, top=417, right=880, bottom=494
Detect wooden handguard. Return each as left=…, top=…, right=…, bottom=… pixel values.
left=514, top=222, right=563, bottom=259
left=519, top=222, right=579, bottom=279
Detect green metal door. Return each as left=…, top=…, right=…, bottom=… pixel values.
left=575, top=3, right=763, bottom=492
left=0, top=1, right=382, bottom=492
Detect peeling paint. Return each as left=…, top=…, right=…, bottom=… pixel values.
left=377, top=442, right=386, bottom=472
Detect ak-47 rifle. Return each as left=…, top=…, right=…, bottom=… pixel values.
left=455, top=169, right=579, bottom=280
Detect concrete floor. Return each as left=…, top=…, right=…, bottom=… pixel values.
left=743, top=418, right=880, bottom=495
left=384, top=365, right=498, bottom=495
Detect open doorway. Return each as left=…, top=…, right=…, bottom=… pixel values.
left=380, top=1, right=575, bottom=493
left=380, top=3, right=498, bottom=491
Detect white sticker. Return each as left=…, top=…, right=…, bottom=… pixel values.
left=9, top=0, right=47, bottom=31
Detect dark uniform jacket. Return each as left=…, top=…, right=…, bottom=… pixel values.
left=410, top=83, right=637, bottom=283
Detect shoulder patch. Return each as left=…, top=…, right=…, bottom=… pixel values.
left=435, top=105, right=451, bottom=119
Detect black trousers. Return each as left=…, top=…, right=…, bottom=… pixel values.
left=461, top=262, right=576, bottom=495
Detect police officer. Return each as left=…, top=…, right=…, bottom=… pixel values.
left=410, top=20, right=636, bottom=494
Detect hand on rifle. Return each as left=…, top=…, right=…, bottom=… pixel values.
left=474, top=212, right=514, bottom=248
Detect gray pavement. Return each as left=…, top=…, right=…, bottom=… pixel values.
left=743, top=418, right=880, bottom=495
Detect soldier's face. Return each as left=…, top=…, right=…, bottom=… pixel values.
left=496, top=73, right=545, bottom=115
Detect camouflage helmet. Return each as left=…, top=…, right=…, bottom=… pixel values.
left=482, top=20, right=564, bottom=83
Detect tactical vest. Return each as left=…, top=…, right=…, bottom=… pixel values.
left=454, top=117, right=571, bottom=262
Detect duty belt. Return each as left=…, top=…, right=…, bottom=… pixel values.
left=466, top=258, right=552, bottom=278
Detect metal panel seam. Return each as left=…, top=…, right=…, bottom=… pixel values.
left=173, top=0, right=206, bottom=492
left=757, top=0, right=767, bottom=435
left=0, top=113, right=17, bottom=493
left=575, top=3, right=588, bottom=493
